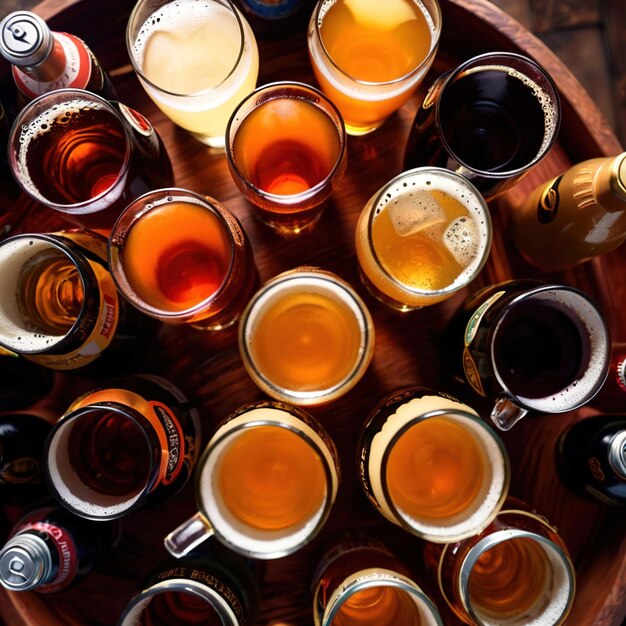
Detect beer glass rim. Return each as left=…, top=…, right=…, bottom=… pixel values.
left=366, top=167, right=493, bottom=298
left=7, top=88, right=133, bottom=213
left=108, top=187, right=237, bottom=322
left=44, top=402, right=161, bottom=521
left=117, top=578, right=241, bottom=626
left=380, top=408, right=510, bottom=543
left=311, top=0, right=442, bottom=87
left=0, top=233, right=95, bottom=355
left=434, top=51, right=561, bottom=178
left=489, top=283, right=610, bottom=412
left=193, top=403, right=338, bottom=559
left=454, top=523, right=576, bottom=625
left=319, top=569, right=444, bottom=626
left=238, top=266, right=374, bottom=405
left=225, top=81, right=347, bottom=205
left=125, top=0, right=246, bottom=99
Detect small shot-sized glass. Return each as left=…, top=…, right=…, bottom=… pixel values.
left=8, top=88, right=173, bottom=231
left=239, top=267, right=374, bottom=406
left=355, top=167, right=492, bottom=310
left=358, top=387, right=510, bottom=543
left=225, top=81, right=347, bottom=235
left=44, top=375, right=201, bottom=520
left=109, top=188, right=258, bottom=331
left=444, top=280, right=611, bottom=431
left=312, top=534, right=443, bottom=626
left=117, top=549, right=260, bottom=626
left=165, top=401, right=340, bottom=560
left=403, top=52, right=561, bottom=199
left=424, top=504, right=576, bottom=626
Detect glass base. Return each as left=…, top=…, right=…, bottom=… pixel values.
left=190, top=130, right=226, bottom=150
left=344, top=122, right=383, bottom=137
left=357, top=267, right=423, bottom=312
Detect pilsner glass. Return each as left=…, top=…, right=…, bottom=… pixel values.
left=358, top=387, right=510, bottom=543
left=312, top=534, right=443, bottom=626
left=126, top=0, right=259, bottom=148
left=226, top=81, right=347, bottom=234
left=355, top=167, right=492, bottom=310
left=238, top=267, right=374, bottom=405
left=165, top=401, right=340, bottom=560
left=307, top=0, right=441, bottom=135
left=109, top=188, right=258, bottom=330
left=425, top=506, right=576, bottom=625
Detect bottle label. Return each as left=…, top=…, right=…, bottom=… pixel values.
left=12, top=32, right=92, bottom=99
left=242, top=0, right=302, bottom=19
left=536, top=175, right=562, bottom=224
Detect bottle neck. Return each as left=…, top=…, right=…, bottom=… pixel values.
left=19, top=35, right=66, bottom=82
left=0, top=532, right=53, bottom=590
left=595, top=152, right=626, bottom=212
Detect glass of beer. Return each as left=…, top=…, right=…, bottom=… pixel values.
left=403, top=52, right=561, bottom=199
left=313, top=534, right=443, bottom=626
left=126, top=0, right=259, bottom=148
left=109, top=188, right=258, bottom=330
left=238, top=267, right=374, bottom=405
left=164, top=401, right=340, bottom=560
left=225, top=82, right=347, bottom=235
left=307, top=0, right=442, bottom=135
left=118, top=550, right=259, bottom=626
left=355, top=167, right=492, bottom=310
left=7, top=89, right=173, bottom=231
left=444, top=280, right=611, bottom=431
left=358, top=387, right=510, bottom=543
left=424, top=505, right=576, bottom=625
left=44, top=375, right=201, bottom=520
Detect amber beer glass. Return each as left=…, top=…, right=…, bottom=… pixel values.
left=165, top=401, right=340, bottom=559
left=8, top=89, right=173, bottom=231
left=226, top=82, right=346, bottom=234
left=117, top=550, right=259, bottom=626
left=109, top=188, right=258, bottom=330
left=44, top=375, right=201, bottom=520
left=239, top=267, right=374, bottom=405
left=358, top=388, right=510, bottom=543
left=312, top=535, right=443, bottom=626
left=355, top=168, right=492, bottom=310
left=425, top=506, right=576, bottom=625
left=0, top=230, right=150, bottom=371
left=308, top=0, right=441, bottom=135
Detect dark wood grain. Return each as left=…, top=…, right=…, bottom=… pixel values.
left=0, top=0, right=625, bottom=625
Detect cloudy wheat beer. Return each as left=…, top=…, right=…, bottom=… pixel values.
left=358, top=387, right=510, bottom=543
left=239, top=267, right=374, bottom=405
left=312, top=535, right=443, bottom=626
left=165, top=401, right=339, bottom=559
left=424, top=505, right=576, bottom=625
left=44, top=375, right=201, bottom=520
left=355, top=168, right=491, bottom=310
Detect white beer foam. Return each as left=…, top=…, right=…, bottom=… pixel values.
left=388, top=189, right=446, bottom=237
left=443, top=216, right=480, bottom=265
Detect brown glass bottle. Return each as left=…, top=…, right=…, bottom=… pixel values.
left=0, top=11, right=115, bottom=104
left=511, top=152, right=626, bottom=271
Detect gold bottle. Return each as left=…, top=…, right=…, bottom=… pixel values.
left=511, top=152, right=626, bottom=271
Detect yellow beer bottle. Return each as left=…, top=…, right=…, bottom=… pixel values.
left=512, top=152, right=626, bottom=271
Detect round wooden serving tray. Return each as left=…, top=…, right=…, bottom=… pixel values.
left=0, top=0, right=624, bottom=624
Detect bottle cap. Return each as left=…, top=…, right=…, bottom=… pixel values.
left=0, top=533, right=51, bottom=590
left=614, top=153, right=626, bottom=201
left=608, top=430, right=626, bottom=480
left=0, top=11, right=53, bottom=66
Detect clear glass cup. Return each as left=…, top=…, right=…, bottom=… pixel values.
left=126, top=0, right=259, bottom=148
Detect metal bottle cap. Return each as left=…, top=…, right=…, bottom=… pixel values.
left=608, top=430, right=626, bottom=480
left=0, top=533, right=52, bottom=590
left=614, top=153, right=626, bottom=202
left=0, top=11, right=53, bottom=66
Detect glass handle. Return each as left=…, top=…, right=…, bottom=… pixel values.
left=164, top=511, right=215, bottom=558
left=490, top=394, right=528, bottom=431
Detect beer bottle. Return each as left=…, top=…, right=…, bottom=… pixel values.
left=0, top=413, right=52, bottom=505
left=233, top=0, right=313, bottom=40
left=0, top=353, right=54, bottom=411
left=511, top=152, right=626, bottom=271
left=556, top=415, right=626, bottom=506
left=0, top=11, right=116, bottom=105
left=0, top=506, right=121, bottom=593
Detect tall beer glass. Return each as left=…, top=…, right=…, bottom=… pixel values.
left=355, top=167, right=492, bottom=310
left=127, top=0, right=259, bottom=148
left=308, top=0, right=441, bottom=135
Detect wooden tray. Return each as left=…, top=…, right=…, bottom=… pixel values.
left=1, top=0, right=624, bottom=624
